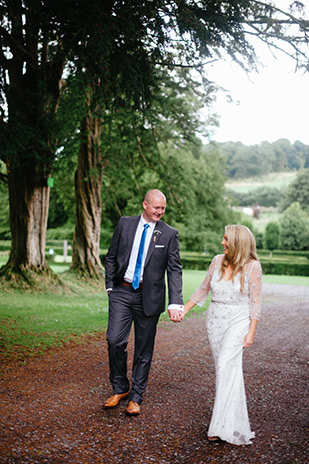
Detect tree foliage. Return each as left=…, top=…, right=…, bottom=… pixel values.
left=281, top=168, right=309, bottom=212
left=280, top=202, right=309, bottom=250
left=98, top=68, right=233, bottom=251
left=264, top=221, right=281, bottom=251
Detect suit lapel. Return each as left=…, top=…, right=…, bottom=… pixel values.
left=144, top=221, right=163, bottom=268
left=125, top=216, right=140, bottom=263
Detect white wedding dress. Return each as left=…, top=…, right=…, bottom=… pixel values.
left=191, top=254, right=262, bottom=445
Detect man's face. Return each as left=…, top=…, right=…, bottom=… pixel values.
left=142, top=195, right=166, bottom=223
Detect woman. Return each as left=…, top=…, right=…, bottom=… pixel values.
left=184, top=225, right=262, bottom=445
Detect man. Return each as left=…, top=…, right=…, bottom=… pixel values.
left=104, top=189, right=184, bottom=415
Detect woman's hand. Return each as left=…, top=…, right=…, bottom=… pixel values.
left=243, top=319, right=258, bottom=348
left=243, top=332, right=255, bottom=348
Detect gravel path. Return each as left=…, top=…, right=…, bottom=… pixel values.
left=0, top=283, right=308, bottom=464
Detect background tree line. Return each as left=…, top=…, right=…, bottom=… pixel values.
left=204, top=139, right=309, bottom=180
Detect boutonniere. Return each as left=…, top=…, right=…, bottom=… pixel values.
left=153, top=230, right=162, bottom=242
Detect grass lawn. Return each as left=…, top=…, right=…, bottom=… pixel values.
left=1, top=268, right=308, bottom=359
left=0, top=288, right=109, bottom=358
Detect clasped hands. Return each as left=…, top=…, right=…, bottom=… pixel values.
left=168, top=309, right=184, bottom=323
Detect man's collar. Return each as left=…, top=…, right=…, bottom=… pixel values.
left=140, top=214, right=156, bottom=230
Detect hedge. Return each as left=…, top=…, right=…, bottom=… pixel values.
left=180, top=257, right=309, bottom=276
left=259, top=261, right=309, bottom=276
left=258, top=249, right=309, bottom=259
left=180, top=257, right=212, bottom=271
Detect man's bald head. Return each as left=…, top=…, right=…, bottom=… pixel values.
left=143, top=190, right=166, bottom=223
left=144, top=189, right=166, bottom=204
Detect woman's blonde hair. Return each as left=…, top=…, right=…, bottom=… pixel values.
left=220, top=224, right=259, bottom=291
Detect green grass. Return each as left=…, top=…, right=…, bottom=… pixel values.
left=261, top=274, right=309, bottom=285
left=1, top=263, right=308, bottom=359
left=0, top=290, right=109, bottom=358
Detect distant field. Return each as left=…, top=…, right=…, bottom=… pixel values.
left=225, top=171, right=297, bottom=233
left=230, top=207, right=281, bottom=233
left=252, top=210, right=281, bottom=232
left=226, top=171, right=296, bottom=194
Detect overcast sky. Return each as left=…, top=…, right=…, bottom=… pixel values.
left=203, top=3, right=309, bottom=146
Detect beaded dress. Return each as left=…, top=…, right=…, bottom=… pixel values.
left=191, top=254, right=262, bottom=445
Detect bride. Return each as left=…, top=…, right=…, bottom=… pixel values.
left=184, top=225, right=262, bottom=445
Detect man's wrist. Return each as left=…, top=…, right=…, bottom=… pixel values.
left=168, top=304, right=184, bottom=312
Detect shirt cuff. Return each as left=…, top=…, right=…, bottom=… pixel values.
left=168, top=304, right=184, bottom=311
left=106, top=288, right=113, bottom=293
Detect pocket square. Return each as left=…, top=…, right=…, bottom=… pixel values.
left=155, top=245, right=165, bottom=248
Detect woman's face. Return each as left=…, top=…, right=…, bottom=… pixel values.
left=221, top=233, right=229, bottom=256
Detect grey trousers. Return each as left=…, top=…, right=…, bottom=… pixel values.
left=106, top=284, right=160, bottom=404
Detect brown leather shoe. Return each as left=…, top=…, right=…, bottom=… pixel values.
left=103, top=391, right=130, bottom=408
left=126, top=401, right=141, bottom=416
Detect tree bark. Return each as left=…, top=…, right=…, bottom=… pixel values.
left=71, top=104, right=104, bottom=280
left=0, top=51, right=64, bottom=285
left=0, top=162, right=56, bottom=285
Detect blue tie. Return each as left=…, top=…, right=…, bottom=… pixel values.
left=132, top=224, right=149, bottom=290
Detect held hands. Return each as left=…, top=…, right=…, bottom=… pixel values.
left=168, top=300, right=196, bottom=323
left=168, top=309, right=184, bottom=323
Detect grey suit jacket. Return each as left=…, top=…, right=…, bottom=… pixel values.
left=105, top=216, right=183, bottom=316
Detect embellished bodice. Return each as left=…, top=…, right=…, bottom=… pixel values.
left=191, top=254, right=262, bottom=319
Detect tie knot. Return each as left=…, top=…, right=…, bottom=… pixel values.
left=144, top=224, right=149, bottom=230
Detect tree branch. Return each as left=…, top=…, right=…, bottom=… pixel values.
left=243, top=26, right=308, bottom=70
left=0, top=47, right=11, bottom=70
left=156, top=58, right=218, bottom=69
left=251, top=0, right=309, bottom=30
left=0, top=25, right=37, bottom=68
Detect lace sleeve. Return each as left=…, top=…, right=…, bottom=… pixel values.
left=247, top=260, right=262, bottom=320
left=190, top=255, right=221, bottom=307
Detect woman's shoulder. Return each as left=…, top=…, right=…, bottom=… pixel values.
left=245, top=259, right=262, bottom=273
left=211, top=254, right=225, bottom=266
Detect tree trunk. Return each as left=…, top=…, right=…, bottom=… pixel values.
left=0, top=163, right=56, bottom=286
left=71, top=105, right=104, bottom=280
left=0, top=16, right=65, bottom=287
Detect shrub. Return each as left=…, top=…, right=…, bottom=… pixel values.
left=280, top=202, right=309, bottom=250
left=260, top=261, right=309, bottom=276
left=264, top=221, right=281, bottom=251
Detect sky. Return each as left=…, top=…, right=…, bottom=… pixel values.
left=202, top=4, right=309, bottom=146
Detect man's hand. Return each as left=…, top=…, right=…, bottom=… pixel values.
left=168, top=309, right=184, bottom=323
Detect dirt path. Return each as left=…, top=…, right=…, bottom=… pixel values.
left=1, top=284, right=308, bottom=464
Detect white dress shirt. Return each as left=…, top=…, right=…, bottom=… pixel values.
left=124, top=215, right=155, bottom=284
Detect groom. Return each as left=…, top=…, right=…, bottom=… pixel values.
left=104, top=189, right=184, bottom=415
